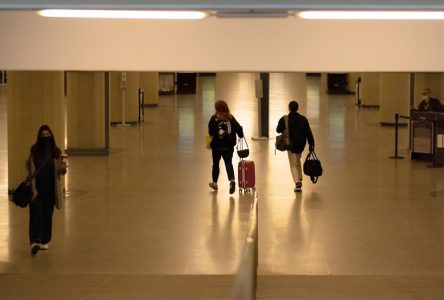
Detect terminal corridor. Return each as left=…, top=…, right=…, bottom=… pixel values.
left=1, top=74, right=444, bottom=299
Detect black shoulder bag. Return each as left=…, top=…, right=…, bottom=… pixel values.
left=275, top=115, right=292, bottom=152
left=11, top=158, right=49, bottom=208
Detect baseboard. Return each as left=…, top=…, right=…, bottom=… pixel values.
left=380, top=122, right=408, bottom=127
left=110, top=121, right=138, bottom=126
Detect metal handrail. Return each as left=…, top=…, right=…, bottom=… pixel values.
left=233, top=191, right=258, bottom=300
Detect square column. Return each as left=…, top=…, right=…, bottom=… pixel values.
left=7, top=71, right=64, bottom=191
left=66, top=72, right=109, bottom=155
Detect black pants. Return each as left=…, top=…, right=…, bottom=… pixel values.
left=212, top=149, right=235, bottom=182
left=29, top=194, right=54, bottom=244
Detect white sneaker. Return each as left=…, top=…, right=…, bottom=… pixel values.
left=40, top=243, right=49, bottom=250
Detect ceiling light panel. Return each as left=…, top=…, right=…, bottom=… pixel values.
left=37, top=9, right=208, bottom=19
left=298, top=11, right=444, bottom=20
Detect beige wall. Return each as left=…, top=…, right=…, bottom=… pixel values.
left=139, top=72, right=159, bottom=106
left=379, top=73, right=410, bottom=124
left=348, top=73, right=360, bottom=93
left=110, top=72, right=139, bottom=123
left=361, top=73, right=380, bottom=107
left=67, top=72, right=106, bottom=149
left=7, top=71, right=64, bottom=190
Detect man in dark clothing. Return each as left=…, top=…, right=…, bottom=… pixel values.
left=417, top=89, right=442, bottom=112
left=277, top=101, right=315, bottom=192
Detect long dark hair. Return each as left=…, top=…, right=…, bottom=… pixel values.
left=30, top=125, right=62, bottom=164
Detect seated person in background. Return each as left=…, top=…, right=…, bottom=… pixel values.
left=417, top=89, right=442, bottom=112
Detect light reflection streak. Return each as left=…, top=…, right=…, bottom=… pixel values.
left=215, top=73, right=258, bottom=139
left=270, top=73, right=308, bottom=136
left=0, top=86, right=9, bottom=260
left=177, top=95, right=196, bottom=143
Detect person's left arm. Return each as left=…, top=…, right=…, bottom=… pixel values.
left=59, top=155, right=67, bottom=175
left=232, top=117, right=244, bottom=138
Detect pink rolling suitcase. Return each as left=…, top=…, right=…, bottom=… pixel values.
left=238, top=160, right=255, bottom=193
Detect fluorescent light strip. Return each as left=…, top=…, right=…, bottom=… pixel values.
left=298, top=11, right=444, bottom=20
left=38, top=9, right=207, bottom=20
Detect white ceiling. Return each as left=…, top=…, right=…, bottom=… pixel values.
left=1, top=8, right=444, bottom=71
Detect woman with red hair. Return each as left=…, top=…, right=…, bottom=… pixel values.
left=208, top=100, right=244, bottom=194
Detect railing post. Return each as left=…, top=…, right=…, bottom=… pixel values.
left=389, top=113, right=404, bottom=159
left=427, top=118, right=442, bottom=168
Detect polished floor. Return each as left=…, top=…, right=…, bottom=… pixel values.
left=1, top=74, right=444, bottom=299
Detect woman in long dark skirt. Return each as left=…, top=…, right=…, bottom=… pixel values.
left=27, top=125, right=67, bottom=256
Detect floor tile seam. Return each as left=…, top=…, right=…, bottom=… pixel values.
left=0, top=273, right=236, bottom=279
left=257, top=274, right=444, bottom=279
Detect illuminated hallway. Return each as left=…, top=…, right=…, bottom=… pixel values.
left=1, top=74, right=444, bottom=299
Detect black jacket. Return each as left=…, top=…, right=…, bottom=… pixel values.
left=276, top=112, right=314, bottom=154
left=418, top=97, right=442, bottom=112
left=208, top=115, right=244, bottom=150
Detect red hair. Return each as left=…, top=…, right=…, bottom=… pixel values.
left=214, top=100, right=232, bottom=120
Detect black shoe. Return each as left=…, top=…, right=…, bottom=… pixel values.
left=229, top=181, right=236, bottom=194
left=209, top=182, right=218, bottom=191
left=31, top=243, right=40, bottom=256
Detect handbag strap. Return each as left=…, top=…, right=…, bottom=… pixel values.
left=237, top=136, right=249, bottom=150
left=305, top=151, right=313, bottom=162
left=28, top=157, right=51, bottom=181
left=284, top=115, right=290, bottom=139
left=311, top=150, right=319, bottom=160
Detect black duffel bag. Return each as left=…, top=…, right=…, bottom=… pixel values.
left=11, top=179, right=32, bottom=208
left=303, top=150, right=323, bottom=183
left=10, top=158, right=49, bottom=208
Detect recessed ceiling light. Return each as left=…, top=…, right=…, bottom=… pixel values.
left=298, top=11, right=444, bottom=20
left=37, top=9, right=208, bottom=20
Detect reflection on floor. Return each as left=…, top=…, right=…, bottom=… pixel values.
left=1, top=74, right=444, bottom=299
